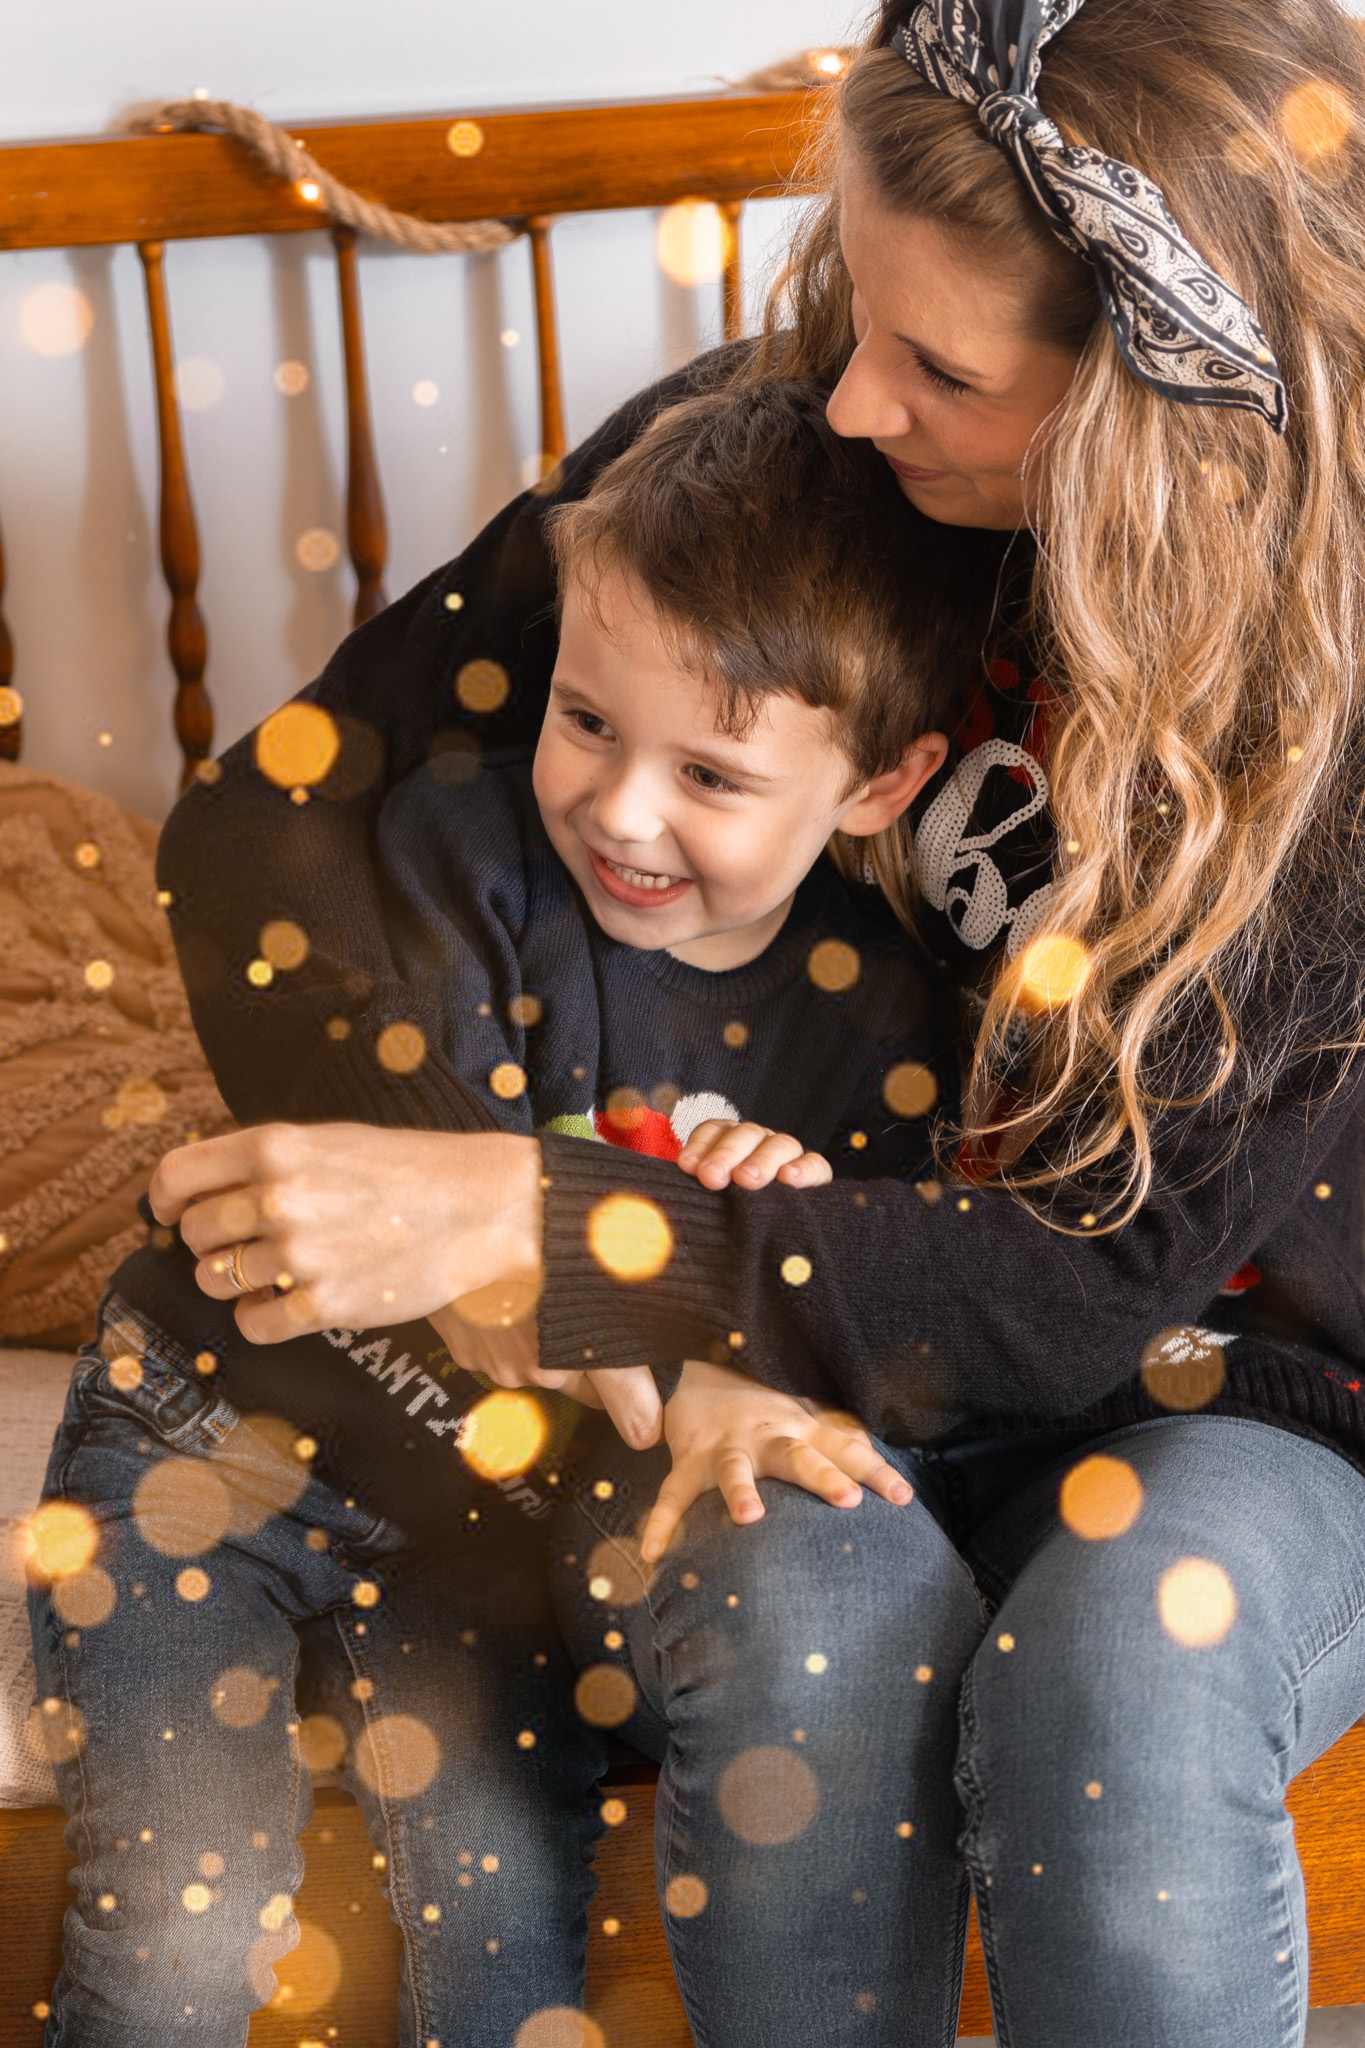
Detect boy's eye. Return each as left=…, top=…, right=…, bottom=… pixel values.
left=572, top=710, right=610, bottom=738
left=686, top=763, right=740, bottom=794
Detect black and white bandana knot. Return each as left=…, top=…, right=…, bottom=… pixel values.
left=892, top=0, right=1288, bottom=431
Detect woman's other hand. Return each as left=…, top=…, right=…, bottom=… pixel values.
left=676, top=1119, right=833, bottom=1190
left=150, top=1123, right=543, bottom=1341
left=638, top=1357, right=913, bottom=1564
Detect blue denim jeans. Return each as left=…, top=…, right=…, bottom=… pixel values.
left=29, top=1297, right=605, bottom=2048
left=550, top=1411, right=1365, bottom=2048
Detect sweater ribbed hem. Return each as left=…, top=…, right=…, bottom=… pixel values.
left=538, top=1133, right=734, bottom=1373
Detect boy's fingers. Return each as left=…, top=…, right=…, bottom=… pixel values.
left=775, top=1151, right=833, bottom=1187
left=715, top=1448, right=764, bottom=1525
left=762, top=1434, right=862, bottom=1508
left=730, top=1133, right=807, bottom=1187
left=589, top=1366, right=663, bottom=1450
left=689, top=1124, right=782, bottom=1189
left=640, top=1462, right=703, bottom=1563
left=676, top=1119, right=743, bottom=1165
left=811, top=1426, right=914, bottom=1506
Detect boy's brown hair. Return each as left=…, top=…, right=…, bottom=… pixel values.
left=546, top=377, right=1004, bottom=925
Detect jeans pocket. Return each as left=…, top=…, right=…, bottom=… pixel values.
left=75, top=1292, right=242, bottom=1456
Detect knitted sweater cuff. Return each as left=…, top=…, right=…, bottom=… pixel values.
left=537, top=1133, right=735, bottom=1374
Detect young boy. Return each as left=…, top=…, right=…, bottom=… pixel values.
left=28, top=378, right=967, bottom=2048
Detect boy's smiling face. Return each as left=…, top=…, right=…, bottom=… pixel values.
left=533, top=564, right=945, bottom=973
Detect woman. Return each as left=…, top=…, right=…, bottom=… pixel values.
left=117, top=0, right=1365, bottom=2040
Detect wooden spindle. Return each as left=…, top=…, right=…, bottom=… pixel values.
left=720, top=200, right=745, bottom=343
left=332, top=224, right=389, bottom=626
left=0, top=512, right=17, bottom=763
left=137, top=241, right=212, bottom=790
left=528, top=216, right=567, bottom=470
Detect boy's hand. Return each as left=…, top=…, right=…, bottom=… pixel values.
left=427, top=1304, right=663, bottom=1451
left=676, top=1119, right=832, bottom=1190
left=639, top=1358, right=912, bottom=1564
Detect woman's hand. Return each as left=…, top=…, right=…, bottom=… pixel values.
left=639, top=1357, right=913, bottom=1564
left=427, top=1302, right=662, bottom=1451
left=150, top=1122, right=542, bottom=1341
left=676, top=1119, right=832, bottom=1190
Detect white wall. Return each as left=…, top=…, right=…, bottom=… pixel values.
left=0, top=0, right=857, bottom=819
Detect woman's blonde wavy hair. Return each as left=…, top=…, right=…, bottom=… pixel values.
left=752, top=0, right=1365, bottom=1228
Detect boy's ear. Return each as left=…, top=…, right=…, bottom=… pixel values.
left=839, top=731, right=949, bottom=837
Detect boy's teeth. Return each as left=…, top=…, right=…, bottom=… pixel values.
left=605, top=857, right=679, bottom=891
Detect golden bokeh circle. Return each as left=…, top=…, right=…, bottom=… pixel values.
left=175, top=1567, right=212, bottom=1602
left=1015, top=933, right=1093, bottom=1012
left=352, top=1713, right=441, bottom=1799
left=270, top=1921, right=342, bottom=2012
left=52, top=1566, right=117, bottom=1628
left=456, top=659, right=511, bottom=715
left=514, top=2011, right=606, bottom=2048
left=780, top=1254, right=812, bottom=1287
left=586, top=1192, right=673, bottom=1282
left=1157, top=1557, right=1238, bottom=1647
left=84, top=959, right=115, bottom=992
left=1139, top=1327, right=1227, bottom=1412
left=375, top=1021, right=427, bottom=1074
left=664, top=1873, right=709, bottom=1919
left=27, top=1698, right=87, bottom=1764
left=461, top=1390, right=549, bottom=1482
left=210, top=1665, right=274, bottom=1729
left=509, top=993, right=544, bottom=1029
left=181, top=1883, right=213, bottom=1914
left=601, top=1797, right=628, bottom=1827
left=807, top=939, right=861, bottom=992
left=255, top=703, right=341, bottom=790
left=0, top=686, right=24, bottom=726
left=1058, top=1454, right=1144, bottom=1541
left=717, top=1745, right=820, bottom=1845
left=25, top=1500, right=99, bottom=1582
left=489, top=1061, right=527, bottom=1100
left=133, top=1458, right=233, bottom=1557
left=723, top=1020, right=749, bottom=1049
left=446, top=120, right=485, bottom=158
left=297, top=1712, right=348, bottom=1772
left=573, top=1664, right=637, bottom=1729
left=260, top=920, right=310, bottom=972
left=883, top=1062, right=938, bottom=1119
left=1280, top=78, right=1354, bottom=165
left=584, top=1537, right=655, bottom=1608
left=656, top=200, right=725, bottom=286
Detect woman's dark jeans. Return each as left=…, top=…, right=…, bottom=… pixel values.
left=29, top=1296, right=605, bottom=2048
left=551, top=1411, right=1365, bottom=2048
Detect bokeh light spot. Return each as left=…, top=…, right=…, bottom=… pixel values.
left=781, top=1254, right=812, bottom=1287
left=601, top=1797, right=627, bottom=1827
left=1158, top=1557, right=1238, bottom=1647
left=210, top=1666, right=274, bottom=1729
left=587, top=1192, right=673, bottom=1281
left=657, top=201, right=725, bottom=286
left=294, top=528, right=341, bottom=573
left=352, top=1713, right=441, bottom=1798
left=1058, top=1455, right=1144, bottom=1541
left=84, top=959, right=115, bottom=992
left=723, top=1020, right=749, bottom=1049
left=298, top=1713, right=347, bottom=1773
left=461, top=1391, right=549, bottom=1482
left=25, top=1501, right=98, bottom=1582
left=446, top=120, right=485, bottom=158
left=176, top=1567, right=211, bottom=1602
left=718, top=1746, right=819, bottom=1844
left=509, top=992, right=543, bottom=1028
left=1139, top=1326, right=1227, bottom=1412
left=376, top=1020, right=427, bottom=1074
left=134, top=1458, right=232, bottom=1557
left=52, top=1566, right=116, bottom=1628
left=456, top=659, right=511, bottom=715
left=573, top=1663, right=637, bottom=1728
left=260, top=920, right=310, bottom=971
left=489, top=1060, right=527, bottom=1100
left=182, top=1883, right=213, bottom=1914
left=412, top=379, right=440, bottom=407
left=807, top=938, right=860, bottom=992
left=882, top=1062, right=938, bottom=1118
left=804, top=1652, right=828, bottom=1674
left=27, top=1697, right=86, bottom=1763
left=274, top=359, right=310, bottom=396
left=21, top=281, right=94, bottom=356
left=664, top=1873, right=709, bottom=1919
left=256, top=702, right=340, bottom=789
left=1015, top=934, right=1093, bottom=1012
left=0, top=686, right=23, bottom=726
left=1280, top=78, right=1354, bottom=165
left=175, top=356, right=225, bottom=412
left=585, top=1535, right=654, bottom=1607
left=352, top=1579, right=381, bottom=1609
left=246, top=958, right=274, bottom=988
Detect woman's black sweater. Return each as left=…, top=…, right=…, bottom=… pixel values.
left=155, top=352, right=1365, bottom=1474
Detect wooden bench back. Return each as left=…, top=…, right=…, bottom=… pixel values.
left=0, top=89, right=819, bottom=782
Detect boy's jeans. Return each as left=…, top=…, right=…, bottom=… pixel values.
left=29, top=1296, right=605, bottom=2048
left=552, top=1409, right=1365, bottom=2048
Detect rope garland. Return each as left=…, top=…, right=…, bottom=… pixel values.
left=131, top=59, right=845, bottom=257
left=132, top=99, right=518, bottom=256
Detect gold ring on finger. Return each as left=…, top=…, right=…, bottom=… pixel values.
left=227, top=1240, right=254, bottom=1295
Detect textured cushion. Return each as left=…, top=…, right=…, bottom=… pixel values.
left=0, top=765, right=232, bottom=1348
left=0, top=1346, right=77, bottom=1806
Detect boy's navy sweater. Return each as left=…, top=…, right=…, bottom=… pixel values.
left=113, top=756, right=957, bottom=1526
left=141, top=348, right=1365, bottom=1488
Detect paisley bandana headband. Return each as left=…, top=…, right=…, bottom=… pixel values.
left=891, top=0, right=1289, bottom=431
